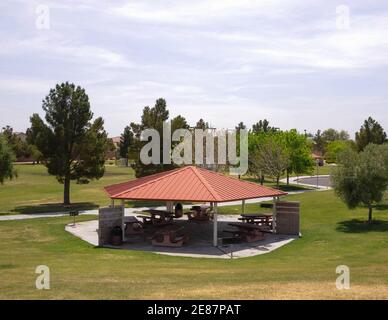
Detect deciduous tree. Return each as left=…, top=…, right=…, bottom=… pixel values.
left=331, top=144, right=388, bottom=223
left=0, top=134, right=17, bottom=184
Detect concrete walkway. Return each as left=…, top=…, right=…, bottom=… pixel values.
left=66, top=219, right=297, bottom=259
left=280, top=175, right=332, bottom=190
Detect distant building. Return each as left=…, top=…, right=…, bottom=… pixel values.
left=106, top=136, right=120, bottom=160
left=111, top=136, right=121, bottom=148
left=311, top=151, right=324, bottom=166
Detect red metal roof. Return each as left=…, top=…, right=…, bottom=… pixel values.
left=104, top=166, right=286, bottom=202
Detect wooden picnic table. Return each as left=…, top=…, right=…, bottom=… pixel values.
left=138, top=209, right=174, bottom=226
left=238, top=213, right=273, bottom=228
left=228, top=222, right=263, bottom=230
left=226, top=222, right=265, bottom=243
left=151, top=225, right=188, bottom=247
left=123, top=216, right=144, bottom=235
left=187, top=205, right=213, bottom=221
left=191, top=204, right=211, bottom=211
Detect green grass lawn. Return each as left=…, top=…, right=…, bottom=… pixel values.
left=1, top=190, right=388, bottom=299
left=0, top=164, right=135, bottom=214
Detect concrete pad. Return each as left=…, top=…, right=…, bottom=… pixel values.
left=65, top=216, right=297, bottom=259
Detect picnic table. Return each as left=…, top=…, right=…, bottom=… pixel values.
left=225, top=222, right=265, bottom=243
left=151, top=225, right=189, bottom=247
left=238, top=213, right=273, bottom=228
left=123, top=216, right=144, bottom=235
left=137, top=209, right=174, bottom=226
left=187, top=205, right=213, bottom=222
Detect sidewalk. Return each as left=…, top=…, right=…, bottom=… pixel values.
left=280, top=175, right=332, bottom=190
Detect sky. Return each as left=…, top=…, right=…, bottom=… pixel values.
left=0, top=0, right=387, bottom=137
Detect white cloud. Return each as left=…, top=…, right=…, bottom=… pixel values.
left=0, top=0, right=388, bottom=136
left=111, top=0, right=293, bottom=25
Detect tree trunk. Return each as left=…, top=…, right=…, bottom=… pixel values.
left=286, top=170, right=290, bottom=185
left=260, top=174, right=264, bottom=185
left=64, top=176, right=71, bottom=205
left=276, top=175, right=280, bottom=189
left=368, top=205, right=373, bottom=224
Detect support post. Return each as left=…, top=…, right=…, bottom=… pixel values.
left=166, top=201, right=173, bottom=212
left=111, top=199, right=115, bottom=207
left=242, top=199, right=245, bottom=214
left=272, top=197, right=277, bottom=232
left=213, top=203, right=218, bottom=247
left=121, top=205, right=125, bottom=243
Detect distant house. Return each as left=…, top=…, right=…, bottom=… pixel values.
left=111, top=136, right=121, bottom=148
left=311, top=151, right=324, bottom=166
left=15, top=132, right=27, bottom=143
left=14, top=132, right=35, bottom=162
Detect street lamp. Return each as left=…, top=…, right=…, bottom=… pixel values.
left=316, top=159, right=320, bottom=189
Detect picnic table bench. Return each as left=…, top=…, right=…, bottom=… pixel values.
left=238, top=213, right=273, bottom=228
left=123, top=216, right=144, bottom=235
left=151, top=225, right=189, bottom=247
left=187, top=205, right=213, bottom=222
left=225, top=222, right=265, bottom=243
left=138, top=209, right=174, bottom=226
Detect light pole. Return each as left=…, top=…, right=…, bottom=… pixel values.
left=316, top=159, right=319, bottom=189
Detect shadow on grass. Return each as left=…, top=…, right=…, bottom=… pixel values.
left=376, top=204, right=388, bottom=211
left=11, top=202, right=99, bottom=215
left=336, top=219, right=388, bottom=233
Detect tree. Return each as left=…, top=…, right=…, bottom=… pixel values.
left=29, top=82, right=110, bottom=205
left=250, top=136, right=289, bottom=188
left=355, top=117, right=387, bottom=151
left=251, top=119, right=277, bottom=134
left=171, top=115, right=189, bottom=132
left=1, top=125, right=28, bottom=159
left=195, top=118, right=209, bottom=130
left=26, top=115, right=46, bottom=164
left=325, top=140, right=355, bottom=163
left=313, top=129, right=325, bottom=154
left=235, top=122, right=246, bottom=132
left=284, top=129, right=315, bottom=184
left=322, top=128, right=350, bottom=142
left=331, top=144, right=388, bottom=223
left=119, top=126, right=134, bottom=166
left=0, top=134, right=17, bottom=184
left=132, top=98, right=175, bottom=177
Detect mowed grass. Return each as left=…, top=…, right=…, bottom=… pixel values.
left=0, top=164, right=135, bottom=214
left=0, top=190, right=388, bottom=299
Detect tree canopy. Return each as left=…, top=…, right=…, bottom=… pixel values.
left=28, top=82, right=110, bottom=204
left=251, top=119, right=278, bottom=134
left=131, top=98, right=189, bottom=177
left=119, top=126, right=134, bottom=166
left=250, top=134, right=289, bottom=188
left=331, top=143, right=388, bottom=223
left=284, top=129, right=315, bottom=183
left=0, top=134, right=17, bottom=184
left=325, top=140, right=355, bottom=163
left=355, top=117, right=387, bottom=151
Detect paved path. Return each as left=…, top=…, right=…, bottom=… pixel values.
left=280, top=175, right=332, bottom=190
left=66, top=219, right=297, bottom=259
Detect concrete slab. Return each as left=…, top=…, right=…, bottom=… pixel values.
left=65, top=217, right=297, bottom=259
